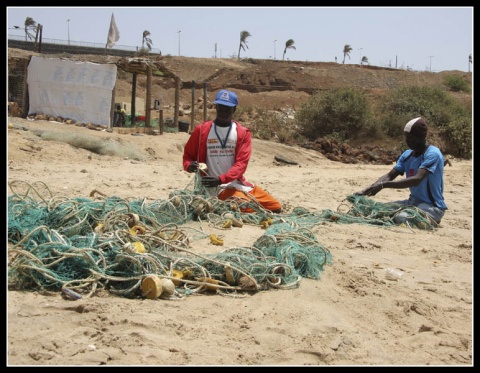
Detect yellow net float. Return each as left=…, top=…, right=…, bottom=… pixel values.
left=94, top=222, right=104, bottom=234
left=171, top=268, right=192, bottom=286
left=222, top=213, right=243, bottom=227
left=132, top=241, right=146, bottom=253
left=141, top=275, right=163, bottom=299
left=261, top=217, right=273, bottom=229
left=129, top=225, right=146, bottom=235
left=123, top=241, right=146, bottom=253
left=141, top=276, right=176, bottom=299
left=209, top=234, right=224, bottom=246
left=224, top=264, right=235, bottom=285
left=221, top=219, right=232, bottom=229
left=171, top=269, right=184, bottom=286
left=196, top=277, right=219, bottom=292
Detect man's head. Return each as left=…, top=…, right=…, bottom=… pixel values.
left=404, top=117, right=428, bottom=150
left=213, top=90, right=238, bottom=126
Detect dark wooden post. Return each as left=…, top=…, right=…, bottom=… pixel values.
left=159, top=109, right=163, bottom=135
left=22, top=58, right=30, bottom=117
left=174, top=76, right=180, bottom=129
left=145, top=65, right=152, bottom=128
left=131, top=73, right=137, bottom=127
left=203, top=82, right=207, bottom=121
left=36, top=24, right=43, bottom=53
left=190, top=80, right=195, bottom=132
left=110, top=82, right=116, bottom=129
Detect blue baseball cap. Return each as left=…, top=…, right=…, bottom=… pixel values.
left=213, top=89, right=238, bottom=107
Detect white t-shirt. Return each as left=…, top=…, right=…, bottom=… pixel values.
left=205, top=122, right=253, bottom=196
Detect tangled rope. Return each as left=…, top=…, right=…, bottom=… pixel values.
left=7, top=177, right=436, bottom=300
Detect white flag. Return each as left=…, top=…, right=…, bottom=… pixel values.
left=106, top=13, right=120, bottom=48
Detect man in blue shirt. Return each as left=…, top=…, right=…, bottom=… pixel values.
left=355, top=117, right=447, bottom=225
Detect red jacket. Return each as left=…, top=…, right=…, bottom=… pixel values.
left=182, top=120, right=254, bottom=187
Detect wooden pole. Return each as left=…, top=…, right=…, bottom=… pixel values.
left=110, top=82, right=116, bottom=129
left=190, top=80, right=195, bottom=132
left=203, top=82, right=207, bottom=121
left=174, top=76, right=180, bottom=130
left=131, top=73, right=137, bottom=127
left=145, top=65, right=152, bottom=128
left=159, top=109, right=163, bottom=135
left=22, top=58, right=30, bottom=117
left=36, top=24, right=43, bottom=53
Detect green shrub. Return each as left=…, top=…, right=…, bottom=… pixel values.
left=295, top=88, right=372, bottom=142
left=377, top=86, right=472, bottom=158
left=443, top=75, right=471, bottom=93
left=439, top=116, right=472, bottom=158
left=289, top=85, right=471, bottom=158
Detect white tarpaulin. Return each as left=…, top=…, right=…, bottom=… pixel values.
left=27, top=56, right=117, bottom=126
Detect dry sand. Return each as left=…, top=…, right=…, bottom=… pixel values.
left=7, top=118, right=472, bottom=366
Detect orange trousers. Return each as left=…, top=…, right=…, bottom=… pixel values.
left=217, top=185, right=282, bottom=213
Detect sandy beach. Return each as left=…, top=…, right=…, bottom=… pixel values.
left=7, top=118, right=472, bottom=366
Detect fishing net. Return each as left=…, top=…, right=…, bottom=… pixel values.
left=7, top=176, right=436, bottom=300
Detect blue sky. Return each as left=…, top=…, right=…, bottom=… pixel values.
left=7, top=6, right=473, bottom=73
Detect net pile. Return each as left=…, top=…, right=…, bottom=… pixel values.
left=7, top=178, right=436, bottom=300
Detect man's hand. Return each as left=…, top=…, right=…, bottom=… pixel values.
left=355, top=183, right=383, bottom=197
left=187, top=161, right=199, bottom=173
left=202, top=176, right=221, bottom=188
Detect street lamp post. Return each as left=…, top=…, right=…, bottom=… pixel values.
left=429, top=56, right=434, bottom=72
left=177, top=30, right=181, bottom=56
left=67, top=19, right=70, bottom=45
left=273, top=40, right=277, bottom=60
left=359, top=48, right=363, bottom=64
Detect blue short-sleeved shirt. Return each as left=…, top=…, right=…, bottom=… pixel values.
left=393, top=145, right=447, bottom=210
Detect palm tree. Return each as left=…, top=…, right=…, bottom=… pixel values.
left=238, top=30, right=251, bottom=60
left=342, top=44, right=352, bottom=64
left=142, top=30, right=153, bottom=51
left=282, top=39, right=296, bottom=60
left=361, top=56, right=369, bottom=65
left=24, top=17, right=37, bottom=42
left=469, top=54, right=472, bottom=72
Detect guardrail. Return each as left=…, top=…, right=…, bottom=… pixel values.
left=8, top=34, right=162, bottom=57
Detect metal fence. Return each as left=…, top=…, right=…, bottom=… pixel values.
left=8, top=34, right=162, bottom=55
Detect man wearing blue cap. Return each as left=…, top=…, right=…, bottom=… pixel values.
left=183, top=89, right=282, bottom=213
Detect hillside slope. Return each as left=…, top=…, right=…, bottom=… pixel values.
left=8, top=47, right=472, bottom=160
left=8, top=47, right=471, bottom=112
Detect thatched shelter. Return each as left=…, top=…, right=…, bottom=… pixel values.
left=114, top=57, right=177, bottom=128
